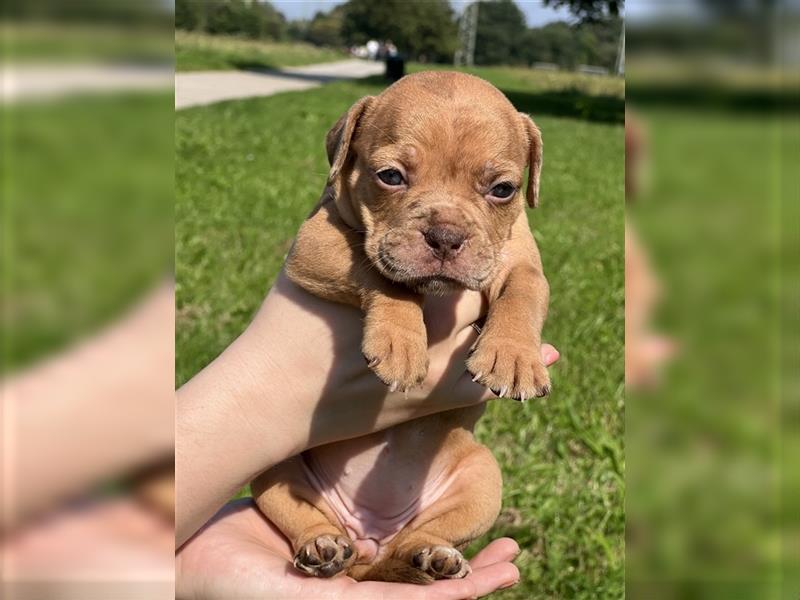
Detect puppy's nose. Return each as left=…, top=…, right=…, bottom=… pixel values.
left=423, top=225, right=467, bottom=260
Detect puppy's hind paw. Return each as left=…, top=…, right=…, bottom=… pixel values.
left=411, top=546, right=471, bottom=580
left=294, top=534, right=356, bottom=578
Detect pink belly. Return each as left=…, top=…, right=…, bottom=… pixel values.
left=302, top=427, right=456, bottom=563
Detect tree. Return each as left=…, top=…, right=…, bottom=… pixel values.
left=340, top=0, right=457, bottom=62
left=473, top=0, right=528, bottom=66
left=542, top=0, right=622, bottom=22
left=518, top=17, right=621, bottom=70
left=176, top=1, right=287, bottom=41
left=305, top=7, right=346, bottom=48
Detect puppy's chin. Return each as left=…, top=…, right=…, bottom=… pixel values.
left=407, top=276, right=468, bottom=296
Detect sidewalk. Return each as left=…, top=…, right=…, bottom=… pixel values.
left=174, top=59, right=384, bottom=110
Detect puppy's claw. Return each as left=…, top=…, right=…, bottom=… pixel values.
left=472, top=372, right=483, bottom=383
left=367, top=356, right=381, bottom=369
left=389, top=381, right=399, bottom=393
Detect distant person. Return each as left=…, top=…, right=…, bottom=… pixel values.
left=385, top=40, right=398, bottom=57
left=366, top=39, right=379, bottom=61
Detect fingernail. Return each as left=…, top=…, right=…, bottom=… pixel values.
left=499, top=579, right=520, bottom=590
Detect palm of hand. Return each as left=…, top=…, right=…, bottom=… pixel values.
left=177, top=500, right=520, bottom=600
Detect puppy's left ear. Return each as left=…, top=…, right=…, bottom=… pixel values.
left=326, top=96, right=375, bottom=184
left=520, top=114, right=543, bottom=208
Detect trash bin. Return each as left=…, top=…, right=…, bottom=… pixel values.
left=385, top=55, right=405, bottom=82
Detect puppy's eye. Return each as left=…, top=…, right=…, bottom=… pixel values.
left=377, top=168, right=405, bottom=187
left=489, top=182, right=516, bottom=200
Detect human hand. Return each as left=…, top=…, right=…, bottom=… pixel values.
left=2, top=497, right=174, bottom=598
left=177, top=272, right=559, bottom=545
left=177, top=499, right=521, bottom=600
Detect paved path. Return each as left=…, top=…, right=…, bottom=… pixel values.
left=174, top=59, right=384, bottom=110
left=2, top=64, right=172, bottom=104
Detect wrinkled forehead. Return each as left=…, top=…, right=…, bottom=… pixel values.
left=358, top=89, right=527, bottom=172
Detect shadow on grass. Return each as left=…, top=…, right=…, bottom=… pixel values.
left=628, top=83, right=800, bottom=114
left=354, top=75, right=624, bottom=124
left=502, top=88, right=624, bottom=124
left=236, top=61, right=369, bottom=84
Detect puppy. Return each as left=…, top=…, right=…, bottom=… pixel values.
left=253, top=71, right=549, bottom=583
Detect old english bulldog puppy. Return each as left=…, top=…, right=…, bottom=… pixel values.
left=254, top=71, right=550, bottom=583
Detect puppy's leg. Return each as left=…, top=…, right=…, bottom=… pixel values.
left=287, top=197, right=428, bottom=390
left=351, top=443, right=502, bottom=584
left=467, top=215, right=551, bottom=399
left=252, top=457, right=357, bottom=578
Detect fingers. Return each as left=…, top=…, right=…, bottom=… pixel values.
left=425, top=560, right=520, bottom=599
left=541, top=343, right=559, bottom=366
left=468, top=537, right=520, bottom=569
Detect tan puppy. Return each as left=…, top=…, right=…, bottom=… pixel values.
left=253, top=71, right=549, bottom=583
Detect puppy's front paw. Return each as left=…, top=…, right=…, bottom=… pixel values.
left=294, top=534, right=356, bottom=578
left=411, top=546, right=471, bottom=580
left=467, top=333, right=551, bottom=400
left=362, top=319, right=429, bottom=392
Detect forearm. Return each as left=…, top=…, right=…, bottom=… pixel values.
left=176, top=310, right=306, bottom=547
left=2, top=282, right=174, bottom=532
left=176, top=273, right=362, bottom=546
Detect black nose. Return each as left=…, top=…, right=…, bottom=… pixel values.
left=423, top=225, right=467, bottom=260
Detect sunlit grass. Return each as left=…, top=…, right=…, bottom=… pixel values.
left=175, top=30, right=347, bottom=71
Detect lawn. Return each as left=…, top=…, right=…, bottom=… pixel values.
left=176, top=66, right=624, bottom=599
left=2, top=92, right=173, bottom=373
left=175, top=30, right=347, bottom=71
left=0, top=21, right=172, bottom=64
left=625, top=105, right=799, bottom=599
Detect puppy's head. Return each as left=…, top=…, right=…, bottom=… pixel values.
left=326, top=71, right=542, bottom=294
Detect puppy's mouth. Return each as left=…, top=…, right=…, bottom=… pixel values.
left=375, top=247, right=490, bottom=294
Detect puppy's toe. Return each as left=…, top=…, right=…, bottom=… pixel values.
left=411, top=546, right=471, bottom=580
left=468, top=336, right=551, bottom=401
left=294, top=534, right=356, bottom=578
left=362, top=322, right=429, bottom=391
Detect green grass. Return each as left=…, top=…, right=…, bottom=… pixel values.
left=1, top=21, right=172, bottom=64
left=2, top=93, right=173, bottom=372
left=626, top=107, right=799, bottom=599
left=175, top=30, right=347, bottom=71
left=176, top=67, right=624, bottom=598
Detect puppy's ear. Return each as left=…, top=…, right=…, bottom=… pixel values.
left=520, top=114, right=543, bottom=208
left=326, top=96, right=375, bottom=184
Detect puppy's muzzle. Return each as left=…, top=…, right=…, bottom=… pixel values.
left=423, top=225, right=467, bottom=261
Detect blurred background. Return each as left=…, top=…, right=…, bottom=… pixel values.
left=626, top=1, right=799, bottom=599
left=2, top=1, right=174, bottom=599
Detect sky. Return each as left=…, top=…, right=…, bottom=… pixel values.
left=272, top=1, right=577, bottom=27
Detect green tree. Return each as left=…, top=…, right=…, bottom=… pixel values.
left=305, top=6, right=346, bottom=48
left=176, top=1, right=287, bottom=40
left=175, top=0, right=201, bottom=30
left=518, top=16, right=620, bottom=71
left=340, top=0, right=457, bottom=62
left=542, top=0, right=622, bottom=22
left=472, top=0, right=528, bottom=66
